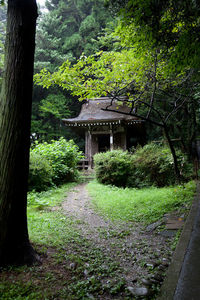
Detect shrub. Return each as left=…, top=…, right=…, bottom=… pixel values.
left=94, top=143, right=193, bottom=188
left=29, top=138, right=83, bottom=190
left=128, top=144, right=176, bottom=187
left=29, top=152, right=53, bottom=192
left=94, top=150, right=132, bottom=187
left=129, top=143, right=193, bottom=187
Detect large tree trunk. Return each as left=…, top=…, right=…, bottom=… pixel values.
left=0, top=0, right=38, bottom=266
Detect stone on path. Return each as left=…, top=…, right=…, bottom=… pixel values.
left=159, top=230, right=177, bottom=237
left=165, top=217, right=184, bottom=230
left=141, top=278, right=152, bottom=286
left=146, top=220, right=163, bottom=232
left=127, top=286, right=149, bottom=296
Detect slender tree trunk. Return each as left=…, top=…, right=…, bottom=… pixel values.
left=163, top=124, right=181, bottom=182
left=0, top=0, right=38, bottom=266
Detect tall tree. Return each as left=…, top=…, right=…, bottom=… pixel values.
left=0, top=4, right=6, bottom=86
left=0, top=0, right=39, bottom=266
left=32, top=0, right=113, bottom=143
left=35, top=0, right=113, bottom=72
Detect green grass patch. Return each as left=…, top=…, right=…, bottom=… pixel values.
left=87, top=180, right=196, bottom=224
left=27, top=182, right=76, bottom=209
left=0, top=281, right=44, bottom=300
left=27, top=183, right=82, bottom=247
left=28, top=210, right=81, bottom=247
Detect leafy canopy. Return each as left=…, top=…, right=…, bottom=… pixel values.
left=34, top=47, right=171, bottom=101
left=107, top=0, right=200, bottom=71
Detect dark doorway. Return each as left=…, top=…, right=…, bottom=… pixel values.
left=126, top=125, right=146, bottom=150
left=98, top=134, right=110, bottom=152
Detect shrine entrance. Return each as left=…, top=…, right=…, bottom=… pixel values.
left=98, top=134, right=110, bottom=152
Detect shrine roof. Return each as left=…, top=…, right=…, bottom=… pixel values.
left=63, top=97, right=142, bottom=127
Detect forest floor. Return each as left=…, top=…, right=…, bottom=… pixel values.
left=60, top=183, right=183, bottom=298
left=0, top=181, right=193, bottom=299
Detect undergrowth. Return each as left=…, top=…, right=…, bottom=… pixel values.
left=27, top=182, right=76, bottom=209
left=87, top=180, right=196, bottom=224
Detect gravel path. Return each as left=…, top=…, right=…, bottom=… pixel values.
left=62, top=183, right=111, bottom=228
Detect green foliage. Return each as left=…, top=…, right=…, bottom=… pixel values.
left=35, top=0, right=113, bottom=72
left=34, top=49, right=153, bottom=100
left=0, top=281, right=43, bottom=300
left=129, top=143, right=192, bottom=188
left=28, top=182, right=76, bottom=209
left=34, top=0, right=200, bottom=163
left=33, top=0, right=113, bottom=143
left=35, top=12, right=68, bottom=73
left=108, top=0, right=200, bottom=70
left=63, top=33, right=82, bottom=52
left=28, top=193, right=81, bottom=249
left=79, top=15, right=97, bottom=36
left=34, top=27, right=200, bottom=162
left=94, top=150, right=132, bottom=187
left=31, top=90, right=81, bottom=142
left=29, top=152, right=53, bottom=192
left=94, top=144, right=192, bottom=188
left=87, top=180, right=196, bottom=223
left=29, top=137, right=83, bottom=190
left=39, top=93, right=68, bottom=119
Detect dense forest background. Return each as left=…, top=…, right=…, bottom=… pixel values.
left=0, top=0, right=114, bottom=147
left=0, top=0, right=199, bottom=158
left=33, top=0, right=114, bottom=147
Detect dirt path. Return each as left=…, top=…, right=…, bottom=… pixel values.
left=62, top=183, right=111, bottom=228
left=62, top=182, right=175, bottom=298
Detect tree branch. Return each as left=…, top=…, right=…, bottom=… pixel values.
left=101, top=107, right=164, bottom=127
left=146, top=51, right=158, bottom=119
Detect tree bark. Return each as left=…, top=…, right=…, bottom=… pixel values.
left=0, top=0, right=38, bottom=266
left=163, top=124, right=181, bottom=183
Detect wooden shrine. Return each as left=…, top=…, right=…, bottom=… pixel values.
left=63, top=97, right=145, bottom=168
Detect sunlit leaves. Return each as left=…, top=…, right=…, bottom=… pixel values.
left=112, top=0, right=200, bottom=71
left=35, top=48, right=159, bottom=100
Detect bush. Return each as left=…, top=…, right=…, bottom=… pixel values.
left=29, top=152, right=53, bottom=192
left=29, top=138, right=83, bottom=190
left=94, top=150, right=132, bottom=187
left=129, top=143, right=193, bottom=187
left=128, top=144, right=177, bottom=187
left=94, top=144, right=192, bottom=188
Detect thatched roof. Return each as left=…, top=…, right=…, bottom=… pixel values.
left=63, top=97, right=142, bottom=127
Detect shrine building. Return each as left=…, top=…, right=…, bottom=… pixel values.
left=63, top=97, right=145, bottom=168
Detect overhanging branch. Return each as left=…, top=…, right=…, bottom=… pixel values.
left=101, top=108, right=164, bottom=127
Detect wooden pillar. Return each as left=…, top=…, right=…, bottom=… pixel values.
left=123, top=131, right=127, bottom=150
left=85, top=131, right=88, bottom=158
left=110, top=124, right=114, bottom=151
left=88, top=129, right=92, bottom=168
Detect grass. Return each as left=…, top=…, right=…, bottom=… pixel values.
left=87, top=180, right=196, bottom=224
left=27, top=182, right=76, bottom=209
left=27, top=183, right=82, bottom=248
